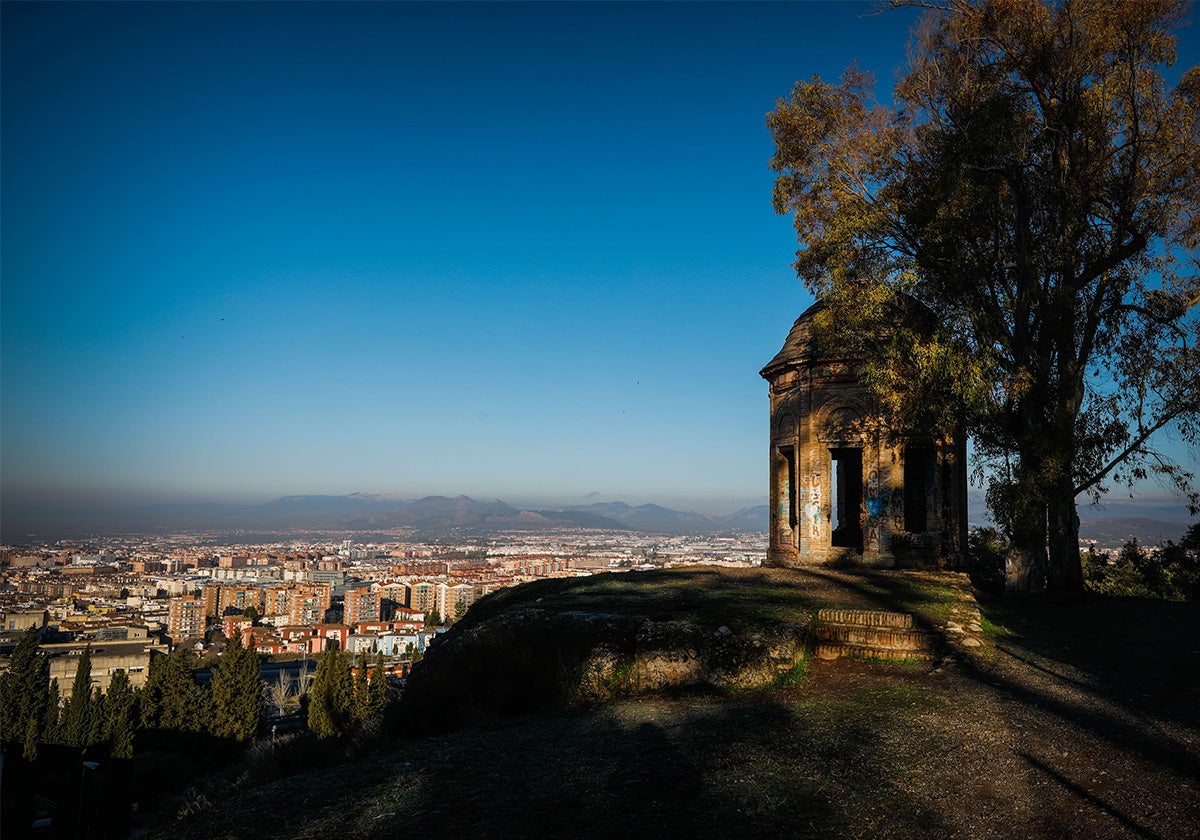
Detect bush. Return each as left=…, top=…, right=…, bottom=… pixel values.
left=1083, top=524, right=1200, bottom=602
left=967, top=527, right=1008, bottom=593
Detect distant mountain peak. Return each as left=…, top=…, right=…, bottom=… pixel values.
left=0, top=492, right=770, bottom=543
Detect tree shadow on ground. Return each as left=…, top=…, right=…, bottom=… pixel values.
left=800, top=569, right=1200, bottom=769
left=156, top=685, right=953, bottom=839
left=981, top=595, right=1200, bottom=730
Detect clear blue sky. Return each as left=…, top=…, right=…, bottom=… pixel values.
left=2, top=2, right=1195, bottom=518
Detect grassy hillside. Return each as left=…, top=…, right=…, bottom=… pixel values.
left=145, top=568, right=1200, bottom=840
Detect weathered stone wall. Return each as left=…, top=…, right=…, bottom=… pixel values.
left=401, top=607, right=807, bottom=733
left=761, top=304, right=967, bottom=568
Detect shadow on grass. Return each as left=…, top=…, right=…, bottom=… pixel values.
left=802, top=570, right=1200, bottom=785
left=796, top=571, right=1200, bottom=799
left=458, top=567, right=827, bottom=630
left=152, top=674, right=959, bottom=840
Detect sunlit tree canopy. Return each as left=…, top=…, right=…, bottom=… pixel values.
left=769, top=0, right=1200, bottom=591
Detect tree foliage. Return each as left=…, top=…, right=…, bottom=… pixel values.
left=43, top=677, right=60, bottom=743
left=105, top=669, right=138, bottom=758
left=1083, top=522, right=1200, bottom=599
left=60, top=644, right=95, bottom=747
left=209, top=631, right=263, bottom=742
left=140, top=647, right=207, bottom=732
left=306, top=648, right=354, bottom=739
left=367, top=652, right=390, bottom=720
left=768, top=0, right=1200, bottom=592
left=352, top=654, right=371, bottom=724
left=0, top=628, right=50, bottom=759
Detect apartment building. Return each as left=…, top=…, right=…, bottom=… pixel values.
left=343, top=586, right=380, bottom=626
left=287, top=583, right=333, bottom=625
left=167, top=595, right=207, bottom=643
left=406, top=580, right=437, bottom=613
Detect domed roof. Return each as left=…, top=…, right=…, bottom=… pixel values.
left=759, top=301, right=826, bottom=378
left=760, top=293, right=938, bottom=381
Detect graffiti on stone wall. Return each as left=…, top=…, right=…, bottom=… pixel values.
left=803, top=473, right=822, bottom=541
left=889, top=484, right=904, bottom=523
left=865, top=465, right=901, bottom=551
left=865, top=466, right=881, bottom=549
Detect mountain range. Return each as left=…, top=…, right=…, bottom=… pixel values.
left=0, top=494, right=771, bottom=542
left=2, top=492, right=1192, bottom=545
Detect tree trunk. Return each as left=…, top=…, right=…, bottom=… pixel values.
left=1046, top=489, right=1083, bottom=593
left=1005, top=494, right=1047, bottom=592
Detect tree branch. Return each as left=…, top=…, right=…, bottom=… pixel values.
left=1074, top=406, right=1191, bottom=496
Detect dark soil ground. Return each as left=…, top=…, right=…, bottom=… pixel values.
left=151, top=569, right=1200, bottom=840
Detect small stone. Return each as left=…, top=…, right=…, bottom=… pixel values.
left=961, top=637, right=982, bottom=647
left=718, top=626, right=732, bottom=635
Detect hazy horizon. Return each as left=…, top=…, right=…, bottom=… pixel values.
left=2, top=484, right=1193, bottom=538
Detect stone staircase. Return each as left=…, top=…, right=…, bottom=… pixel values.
left=812, top=608, right=938, bottom=662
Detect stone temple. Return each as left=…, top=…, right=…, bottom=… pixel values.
left=759, top=301, right=968, bottom=568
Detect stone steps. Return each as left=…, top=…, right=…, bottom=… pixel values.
left=812, top=608, right=938, bottom=662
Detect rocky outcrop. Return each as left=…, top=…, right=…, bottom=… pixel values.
left=401, top=607, right=808, bottom=732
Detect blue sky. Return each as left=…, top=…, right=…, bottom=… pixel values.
left=2, top=1, right=1196, bottom=519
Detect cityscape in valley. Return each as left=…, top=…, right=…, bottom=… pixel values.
left=0, top=498, right=767, bottom=834
left=1, top=512, right=768, bottom=687
left=1, top=488, right=1185, bottom=717
left=0, top=494, right=770, bottom=696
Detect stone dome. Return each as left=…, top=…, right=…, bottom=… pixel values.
left=759, top=301, right=826, bottom=379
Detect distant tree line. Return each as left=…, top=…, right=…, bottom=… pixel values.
left=1082, top=523, right=1200, bottom=602
left=971, top=522, right=1200, bottom=602
left=0, top=630, right=396, bottom=761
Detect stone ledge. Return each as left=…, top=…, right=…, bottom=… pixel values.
left=814, top=641, right=937, bottom=662
left=814, top=623, right=936, bottom=652
left=817, top=608, right=914, bottom=628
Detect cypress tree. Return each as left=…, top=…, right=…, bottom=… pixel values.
left=307, top=648, right=353, bottom=739
left=23, top=715, right=39, bottom=761
left=0, top=628, right=49, bottom=757
left=105, top=669, right=137, bottom=759
left=86, top=686, right=107, bottom=747
left=352, top=654, right=370, bottom=724
left=209, top=631, right=263, bottom=742
left=43, top=678, right=61, bottom=743
left=141, top=647, right=206, bottom=732
left=60, top=644, right=94, bottom=747
left=367, top=652, right=389, bottom=719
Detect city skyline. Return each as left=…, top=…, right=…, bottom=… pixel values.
left=3, top=2, right=1197, bottom=524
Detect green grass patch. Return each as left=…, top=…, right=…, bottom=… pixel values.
left=978, top=614, right=1005, bottom=640
left=462, top=567, right=823, bottom=632
left=771, top=657, right=810, bottom=689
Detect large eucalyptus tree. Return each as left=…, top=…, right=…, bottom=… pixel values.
left=769, top=0, right=1200, bottom=591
